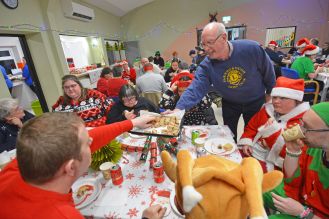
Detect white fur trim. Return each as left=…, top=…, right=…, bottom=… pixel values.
left=251, top=142, right=269, bottom=162
left=271, top=87, right=304, bottom=101
left=182, top=185, right=203, bottom=212
left=279, top=102, right=310, bottom=122
left=259, top=120, right=281, bottom=138
left=266, top=136, right=285, bottom=168
left=304, top=46, right=320, bottom=56
left=238, top=138, right=253, bottom=147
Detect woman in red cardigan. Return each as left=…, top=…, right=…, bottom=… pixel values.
left=97, top=67, right=112, bottom=96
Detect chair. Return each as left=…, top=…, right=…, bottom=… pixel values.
left=31, top=100, right=43, bottom=116
left=281, top=67, right=299, bottom=79
left=281, top=67, right=319, bottom=104
left=141, top=92, right=162, bottom=106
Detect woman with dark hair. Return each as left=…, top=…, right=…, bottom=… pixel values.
left=164, top=59, right=180, bottom=82
left=97, top=67, right=112, bottom=96
left=106, top=85, right=159, bottom=124
left=159, top=74, right=216, bottom=125
left=52, top=75, right=113, bottom=127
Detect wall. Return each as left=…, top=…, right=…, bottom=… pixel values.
left=0, top=0, right=121, bottom=109
left=121, top=0, right=329, bottom=64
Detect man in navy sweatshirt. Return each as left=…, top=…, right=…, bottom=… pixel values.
left=169, top=22, right=276, bottom=141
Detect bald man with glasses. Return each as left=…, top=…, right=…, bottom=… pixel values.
left=170, top=22, right=276, bottom=141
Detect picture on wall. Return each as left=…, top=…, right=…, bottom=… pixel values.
left=265, top=26, right=296, bottom=48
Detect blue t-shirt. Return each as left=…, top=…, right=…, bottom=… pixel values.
left=0, top=65, right=13, bottom=89
left=176, top=40, right=275, bottom=110
left=22, top=65, right=33, bottom=86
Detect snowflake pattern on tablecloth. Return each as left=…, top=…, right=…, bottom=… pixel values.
left=139, top=175, right=147, bottom=181
left=126, top=208, right=139, bottom=218
left=130, top=160, right=143, bottom=169
left=128, top=185, right=143, bottom=198
left=148, top=185, right=158, bottom=194
left=141, top=200, right=146, bottom=205
left=104, top=211, right=121, bottom=219
left=128, top=139, right=139, bottom=144
left=126, top=173, right=135, bottom=180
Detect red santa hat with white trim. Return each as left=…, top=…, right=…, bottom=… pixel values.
left=271, top=77, right=304, bottom=101
left=296, top=38, right=310, bottom=48
left=301, top=44, right=320, bottom=56
left=268, top=40, right=278, bottom=47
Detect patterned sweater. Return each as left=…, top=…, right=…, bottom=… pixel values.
left=52, top=89, right=113, bottom=127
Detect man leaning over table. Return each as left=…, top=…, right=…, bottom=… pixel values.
left=0, top=112, right=166, bottom=219
left=263, top=102, right=329, bottom=218
left=165, top=22, right=276, bottom=141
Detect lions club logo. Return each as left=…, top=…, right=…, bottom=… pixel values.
left=223, top=67, right=246, bottom=88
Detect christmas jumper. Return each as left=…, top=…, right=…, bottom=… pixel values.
left=0, top=120, right=133, bottom=219
left=52, top=89, right=113, bottom=127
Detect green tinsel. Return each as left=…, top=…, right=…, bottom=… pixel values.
left=90, top=140, right=123, bottom=170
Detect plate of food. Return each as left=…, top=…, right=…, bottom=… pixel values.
left=185, top=127, right=210, bottom=139
left=72, top=178, right=102, bottom=209
left=169, top=190, right=185, bottom=218
left=204, top=138, right=236, bottom=156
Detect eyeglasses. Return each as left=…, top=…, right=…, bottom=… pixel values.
left=200, top=33, right=223, bottom=48
left=63, top=84, right=78, bottom=90
left=122, top=96, right=136, bottom=103
left=299, top=119, right=329, bottom=133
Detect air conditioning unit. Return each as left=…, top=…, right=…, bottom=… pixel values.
left=61, top=0, right=95, bottom=22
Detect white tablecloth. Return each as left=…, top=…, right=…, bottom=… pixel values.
left=316, top=72, right=329, bottom=102
left=77, top=125, right=242, bottom=219
left=11, top=81, right=38, bottom=110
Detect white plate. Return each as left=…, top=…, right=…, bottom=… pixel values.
left=185, top=127, right=210, bottom=139
left=72, top=178, right=102, bottom=209
left=204, top=138, right=236, bottom=156
left=128, top=133, right=147, bottom=139
left=169, top=191, right=185, bottom=218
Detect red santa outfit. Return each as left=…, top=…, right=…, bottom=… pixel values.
left=238, top=77, right=310, bottom=172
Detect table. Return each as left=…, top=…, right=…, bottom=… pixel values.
left=77, top=125, right=242, bottom=219
left=316, top=72, right=329, bottom=102
left=76, top=68, right=103, bottom=89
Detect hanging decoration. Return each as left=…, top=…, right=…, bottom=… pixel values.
left=209, top=12, right=218, bottom=23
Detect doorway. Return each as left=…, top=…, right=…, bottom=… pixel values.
left=0, top=34, right=48, bottom=113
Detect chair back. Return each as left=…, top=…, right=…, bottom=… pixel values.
left=141, top=92, right=162, bottom=106
left=281, top=67, right=299, bottom=79
left=304, top=80, right=320, bottom=105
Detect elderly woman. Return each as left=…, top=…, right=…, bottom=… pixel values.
left=121, top=61, right=136, bottom=84
left=238, top=77, right=310, bottom=172
left=0, top=98, right=34, bottom=153
left=97, top=67, right=112, bottom=96
left=106, top=85, right=159, bottom=124
left=159, top=73, right=216, bottom=125
left=52, top=75, right=113, bottom=127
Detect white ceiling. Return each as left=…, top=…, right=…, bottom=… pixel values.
left=82, top=0, right=155, bottom=17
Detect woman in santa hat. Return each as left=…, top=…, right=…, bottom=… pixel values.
left=159, top=73, right=217, bottom=125
left=238, top=77, right=310, bottom=172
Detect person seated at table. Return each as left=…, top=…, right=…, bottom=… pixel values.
left=108, top=66, right=129, bottom=102
left=263, top=102, right=329, bottom=219
left=265, top=41, right=291, bottom=78
left=106, top=85, right=159, bottom=124
left=96, top=67, right=112, bottom=96
left=164, top=58, right=181, bottom=82
left=290, top=38, right=310, bottom=63
left=52, top=75, right=113, bottom=127
left=0, top=98, right=34, bottom=153
left=121, top=61, right=136, bottom=84
left=154, top=51, right=165, bottom=69
left=0, top=112, right=166, bottom=219
left=159, top=73, right=216, bottom=125
left=238, top=77, right=310, bottom=173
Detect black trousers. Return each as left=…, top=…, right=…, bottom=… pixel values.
left=222, top=97, right=265, bottom=142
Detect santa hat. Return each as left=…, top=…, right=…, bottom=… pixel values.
left=301, top=44, right=320, bottom=56
left=143, top=64, right=153, bottom=72
left=296, top=38, right=310, bottom=48
left=170, top=71, right=194, bottom=87
left=271, top=77, right=304, bottom=101
left=268, top=40, right=278, bottom=47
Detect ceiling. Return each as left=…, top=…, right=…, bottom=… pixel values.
left=82, top=0, right=155, bottom=17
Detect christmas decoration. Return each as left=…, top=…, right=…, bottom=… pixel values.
left=90, top=140, right=123, bottom=170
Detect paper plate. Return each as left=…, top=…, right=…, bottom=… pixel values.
left=169, top=191, right=185, bottom=218
left=72, top=178, right=102, bottom=209
left=185, top=127, right=210, bottom=139
left=204, top=138, right=236, bottom=156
